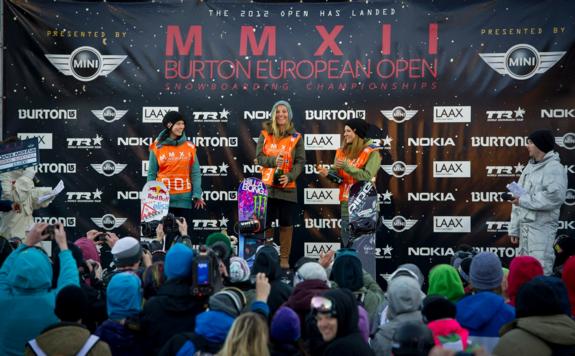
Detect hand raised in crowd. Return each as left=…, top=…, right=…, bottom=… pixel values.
left=194, top=198, right=207, bottom=210
left=156, top=223, right=165, bottom=243
left=12, top=202, right=21, bottom=213
left=142, top=249, right=153, bottom=268
left=53, top=223, right=68, bottom=251
left=105, top=232, right=119, bottom=248
left=316, top=164, right=328, bottom=177
left=176, top=217, right=188, bottom=236
left=319, top=250, right=335, bottom=269
left=85, top=229, right=101, bottom=241
left=24, top=222, right=50, bottom=247
left=255, top=272, right=271, bottom=303
left=227, top=234, right=238, bottom=246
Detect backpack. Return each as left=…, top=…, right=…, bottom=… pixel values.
left=28, top=334, right=100, bottom=356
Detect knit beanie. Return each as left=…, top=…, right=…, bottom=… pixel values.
left=470, top=252, right=503, bottom=291
left=528, top=129, right=555, bottom=153
left=422, top=295, right=456, bottom=322
left=206, top=232, right=232, bottom=259
left=516, top=279, right=563, bottom=318
left=74, top=237, right=100, bottom=264
left=208, top=288, right=246, bottom=317
left=294, top=261, right=328, bottom=286
left=229, top=256, right=250, bottom=283
left=533, top=276, right=572, bottom=316
left=271, top=100, right=293, bottom=121
left=331, top=249, right=363, bottom=291
left=346, top=118, right=369, bottom=139
left=162, top=111, right=185, bottom=130
left=164, top=242, right=195, bottom=279
left=111, top=237, right=142, bottom=267
left=562, top=256, right=575, bottom=316
left=507, top=256, right=544, bottom=306
left=107, top=272, right=142, bottom=320
left=271, top=306, right=301, bottom=343
left=427, top=264, right=465, bottom=302
left=55, top=285, right=89, bottom=322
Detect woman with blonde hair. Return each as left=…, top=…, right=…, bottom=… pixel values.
left=217, top=312, right=270, bottom=356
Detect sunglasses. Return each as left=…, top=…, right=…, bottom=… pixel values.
left=310, top=296, right=336, bottom=316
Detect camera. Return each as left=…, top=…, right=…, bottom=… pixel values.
left=327, top=171, right=343, bottom=184
left=191, top=246, right=223, bottom=297
left=94, top=232, right=109, bottom=243
left=141, top=213, right=183, bottom=238
left=42, top=225, right=57, bottom=240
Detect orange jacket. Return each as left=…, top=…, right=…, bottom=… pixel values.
left=260, top=130, right=302, bottom=189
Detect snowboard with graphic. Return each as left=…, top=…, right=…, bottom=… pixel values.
left=237, top=177, right=268, bottom=266
left=348, top=181, right=379, bottom=279
left=140, top=180, right=170, bottom=223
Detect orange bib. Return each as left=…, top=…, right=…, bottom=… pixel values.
left=260, top=130, right=301, bottom=189
left=336, top=146, right=377, bottom=201
left=150, top=140, right=196, bottom=194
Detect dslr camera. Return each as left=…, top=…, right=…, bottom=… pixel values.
left=141, top=213, right=183, bottom=238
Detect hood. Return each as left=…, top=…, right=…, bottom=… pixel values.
left=427, top=264, right=465, bottom=303
left=7, top=246, right=53, bottom=292
left=96, top=320, right=137, bottom=348
left=427, top=318, right=469, bottom=347
left=74, top=237, right=100, bottom=264
left=528, top=150, right=561, bottom=168
left=156, top=278, right=205, bottom=312
left=331, top=254, right=363, bottom=291
left=456, top=292, right=512, bottom=329
left=507, top=256, right=543, bottom=306
left=155, top=129, right=188, bottom=146
left=516, top=315, right=575, bottom=345
left=387, top=276, right=423, bottom=316
left=285, top=279, right=330, bottom=313
left=323, top=288, right=359, bottom=338
left=195, top=310, right=235, bottom=343
left=251, top=245, right=282, bottom=281
left=532, top=276, right=572, bottom=316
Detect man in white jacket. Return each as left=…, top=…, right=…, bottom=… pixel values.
left=508, top=129, right=568, bottom=275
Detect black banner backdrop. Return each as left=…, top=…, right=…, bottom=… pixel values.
left=2, top=0, right=574, bottom=282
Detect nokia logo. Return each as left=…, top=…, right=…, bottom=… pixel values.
left=192, top=109, right=230, bottom=123
left=433, top=106, right=471, bottom=123
left=381, top=161, right=417, bottom=178
left=486, top=107, right=525, bottom=122
left=91, top=214, right=127, bottom=230
left=92, top=106, right=128, bottom=123
left=117, top=137, right=153, bottom=147
left=17, top=133, right=53, bottom=149
left=380, top=106, right=418, bottom=123
left=479, top=44, right=566, bottom=80
left=117, top=191, right=142, bottom=200
left=408, top=192, right=455, bottom=202
left=67, top=135, right=104, bottom=149
left=382, top=216, right=418, bottom=232
left=242, top=164, right=262, bottom=174
left=433, top=216, right=471, bottom=233
left=45, top=46, right=127, bottom=82
left=556, top=133, right=575, bottom=150
left=304, top=188, right=340, bottom=205
left=408, top=137, right=455, bottom=147
left=304, top=134, right=340, bottom=150
left=91, top=160, right=127, bottom=177
left=18, top=109, right=77, bottom=120
left=541, top=109, right=575, bottom=119
left=142, top=107, right=179, bottom=123
left=433, top=161, right=471, bottom=178
left=305, top=109, right=366, bottom=120
left=243, top=111, right=271, bottom=120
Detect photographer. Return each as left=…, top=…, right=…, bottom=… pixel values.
left=102, top=236, right=152, bottom=288
left=0, top=223, right=80, bottom=355
left=155, top=216, right=194, bottom=251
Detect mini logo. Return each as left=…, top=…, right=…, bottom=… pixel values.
left=142, top=107, right=179, bottom=123
left=193, top=109, right=230, bottom=123
left=471, top=136, right=527, bottom=147
left=433, top=106, right=471, bottom=123
left=479, top=44, right=566, bottom=80
left=305, top=109, right=366, bottom=121
left=92, top=106, right=128, bottom=123
left=91, top=160, right=127, bottom=177
left=191, top=137, right=238, bottom=147
left=541, top=109, right=575, bottom=119
left=375, top=245, right=394, bottom=259
left=91, top=214, right=127, bottom=230
left=45, top=46, right=127, bottom=82
left=408, top=192, right=455, bottom=202
left=408, top=137, right=455, bottom=147
left=192, top=217, right=229, bottom=231
left=486, top=163, right=524, bottom=177
left=565, top=189, right=575, bottom=206
left=243, top=111, right=271, bottom=120
left=200, top=163, right=229, bottom=176
left=117, top=137, right=153, bottom=147
left=304, top=134, right=340, bottom=150
left=380, top=190, right=393, bottom=204
left=18, top=109, right=77, bottom=120
left=67, top=135, right=103, bottom=149
left=66, top=189, right=103, bottom=203
left=486, top=221, right=509, bottom=233
left=556, top=133, right=575, bottom=150
left=304, top=188, right=339, bottom=205
left=201, top=191, right=237, bottom=201
left=304, top=218, right=341, bottom=229
left=304, top=243, right=342, bottom=258
left=486, top=107, right=525, bottom=122
left=382, top=216, right=418, bottom=232
left=17, top=133, right=53, bottom=149
left=433, top=216, right=471, bottom=233
left=381, top=161, right=417, bottom=178
left=433, top=161, right=471, bottom=178
left=380, top=106, right=418, bottom=123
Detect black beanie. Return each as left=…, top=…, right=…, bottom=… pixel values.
left=55, top=285, right=89, bottom=322
left=422, top=295, right=456, bottom=322
left=528, top=129, right=555, bottom=153
left=515, top=279, right=563, bottom=318
left=162, top=111, right=185, bottom=130
left=346, top=119, right=369, bottom=139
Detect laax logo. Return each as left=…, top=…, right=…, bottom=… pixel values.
left=375, top=245, right=393, bottom=259
left=67, top=135, right=103, bottom=149
left=433, top=161, right=471, bottom=178
left=381, top=161, right=417, bottom=178
left=304, top=243, right=341, bottom=258
left=243, top=164, right=262, bottom=174
left=304, top=188, right=339, bottom=205
left=192, top=217, right=229, bottom=230
left=66, top=189, right=103, bottom=203
left=304, top=218, right=341, bottom=229
left=541, top=109, right=575, bottom=119
left=142, top=107, right=179, bottom=123
left=305, top=164, right=331, bottom=175
left=45, top=46, right=127, bottom=82
left=34, top=217, right=76, bottom=227
left=486, top=107, right=525, bottom=122
left=380, top=106, right=418, bottom=123
left=117, top=137, right=153, bottom=147
left=408, top=192, right=455, bottom=202
left=193, top=108, right=230, bottom=123
left=34, top=163, right=76, bottom=174
left=486, top=221, right=509, bottom=233
left=471, top=136, right=527, bottom=147
left=92, top=106, right=128, bottom=123
left=243, top=111, right=271, bottom=120
left=17, top=133, right=53, bottom=149
left=91, top=214, right=127, bottom=231
left=380, top=190, right=393, bottom=204
left=434, top=216, right=471, bottom=233
left=305, top=109, right=366, bottom=121
left=201, top=191, right=237, bottom=201
left=382, top=216, right=418, bottom=233
left=117, top=191, right=141, bottom=200
left=200, top=163, right=229, bottom=176
left=408, top=137, right=455, bottom=147
left=479, top=44, right=566, bottom=80
left=565, top=189, right=575, bottom=206
left=471, top=192, right=507, bottom=202
left=91, top=160, right=127, bottom=177
left=433, top=106, right=471, bottom=123
left=486, top=163, right=524, bottom=177
left=18, top=109, right=77, bottom=120
left=556, top=133, right=575, bottom=150
left=191, top=137, right=238, bottom=147
left=304, top=134, right=340, bottom=150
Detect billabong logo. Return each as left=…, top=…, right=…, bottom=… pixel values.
left=479, top=44, right=566, bottom=80
left=45, top=46, right=127, bottom=82
left=91, top=160, right=127, bottom=177
left=380, top=106, right=418, bottom=123
left=381, top=161, right=417, bottom=178
left=556, top=133, right=575, bottom=150
left=92, top=107, right=128, bottom=123
left=91, top=214, right=127, bottom=230
left=17, top=133, right=53, bottom=149
left=142, top=107, right=179, bottom=123
left=382, top=216, right=418, bottom=232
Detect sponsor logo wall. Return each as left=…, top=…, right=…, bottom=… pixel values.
left=3, top=0, right=574, bottom=281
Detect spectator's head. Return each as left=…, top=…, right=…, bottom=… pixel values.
left=294, top=261, right=328, bottom=287
left=451, top=245, right=476, bottom=286
left=427, top=264, right=464, bottom=302
left=55, top=285, right=88, bottom=323
left=106, top=272, right=142, bottom=321
left=553, top=234, right=575, bottom=274
left=252, top=245, right=281, bottom=281
left=208, top=287, right=246, bottom=318
left=206, top=232, right=232, bottom=261
left=164, top=242, right=194, bottom=280
left=507, top=256, right=544, bottom=305
left=391, top=321, right=435, bottom=356
left=389, top=263, right=425, bottom=289
left=533, top=276, right=572, bottom=316
left=562, top=256, right=575, bottom=316
left=313, top=288, right=358, bottom=343
left=516, top=279, right=564, bottom=318
left=386, top=276, right=422, bottom=318
left=331, top=249, right=363, bottom=291
left=271, top=306, right=301, bottom=344
left=229, top=256, right=250, bottom=284
left=7, top=246, right=52, bottom=292
left=111, top=237, right=142, bottom=269
left=528, top=129, right=555, bottom=158
left=74, top=237, right=100, bottom=264
left=422, top=295, right=456, bottom=323
left=142, top=261, right=166, bottom=299
left=219, top=312, right=270, bottom=356
left=470, top=252, right=503, bottom=292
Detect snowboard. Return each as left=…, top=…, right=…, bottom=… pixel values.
left=140, top=181, right=170, bottom=239
left=348, top=181, right=379, bottom=279
left=237, top=177, right=268, bottom=267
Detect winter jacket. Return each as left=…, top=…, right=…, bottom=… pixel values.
left=284, top=279, right=330, bottom=336
left=24, top=322, right=111, bottom=356
left=494, top=314, right=575, bottom=356
left=147, top=130, right=202, bottom=209
left=562, top=256, right=575, bottom=317
left=0, top=245, right=79, bottom=356
left=427, top=318, right=471, bottom=352
left=427, top=264, right=465, bottom=303
left=330, top=268, right=385, bottom=323
left=456, top=291, right=515, bottom=354
left=255, top=121, right=305, bottom=203
left=509, top=151, right=568, bottom=274
left=95, top=320, right=144, bottom=356
left=140, top=278, right=208, bottom=355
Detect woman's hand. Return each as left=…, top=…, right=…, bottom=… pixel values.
left=316, top=164, right=328, bottom=177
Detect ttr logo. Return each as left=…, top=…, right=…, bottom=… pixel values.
left=479, top=44, right=566, bottom=80
left=380, top=106, right=418, bottom=123
left=45, top=46, right=127, bottom=82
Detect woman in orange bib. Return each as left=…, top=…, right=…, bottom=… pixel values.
left=317, top=119, right=381, bottom=245
left=255, top=101, right=305, bottom=270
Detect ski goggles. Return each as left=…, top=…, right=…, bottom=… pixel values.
left=310, top=296, right=337, bottom=317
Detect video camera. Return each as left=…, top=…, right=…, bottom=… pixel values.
left=141, top=213, right=183, bottom=238
left=191, top=245, right=224, bottom=297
